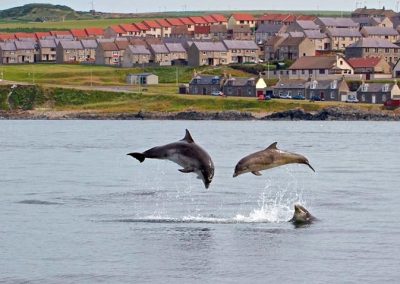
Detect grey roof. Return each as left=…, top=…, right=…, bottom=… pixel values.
left=327, top=28, right=362, bottom=37
left=127, top=45, right=151, bottom=55
left=150, top=44, right=169, bottom=54
left=223, top=40, right=258, bottom=50
left=280, top=36, right=307, bottom=46
left=288, top=31, right=305, bottom=38
left=304, top=30, right=326, bottom=39
left=97, top=38, right=115, bottom=43
left=39, top=39, right=56, bottom=48
left=362, top=26, right=398, bottom=36
left=192, top=41, right=227, bottom=51
left=307, top=79, right=342, bottom=90
left=15, top=41, right=36, bottom=50
left=352, top=17, right=374, bottom=25
left=81, top=39, right=98, bottom=49
left=256, top=23, right=284, bottom=34
left=224, top=77, right=255, bottom=86
left=165, top=42, right=186, bottom=52
left=274, top=79, right=308, bottom=89
left=296, top=20, right=320, bottom=30
left=317, top=17, right=359, bottom=28
left=58, top=40, right=83, bottom=49
left=190, top=75, right=221, bottom=85
left=0, top=42, right=16, bottom=51
left=357, top=82, right=394, bottom=93
left=128, top=73, right=157, bottom=77
left=347, top=38, right=399, bottom=48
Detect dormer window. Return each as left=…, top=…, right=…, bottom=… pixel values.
left=382, top=84, right=390, bottom=92
left=311, top=80, right=317, bottom=89
left=331, top=80, right=337, bottom=89
left=362, top=83, right=369, bottom=92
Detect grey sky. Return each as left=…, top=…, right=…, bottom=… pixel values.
left=1, top=0, right=399, bottom=13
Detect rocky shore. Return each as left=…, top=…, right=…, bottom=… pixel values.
left=1, top=107, right=399, bottom=121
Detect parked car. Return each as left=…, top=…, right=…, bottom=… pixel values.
left=384, top=99, right=400, bottom=109
left=211, top=91, right=224, bottom=97
left=346, top=95, right=359, bottom=103
left=309, top=95, right=322, bottom=102
left=279, top=94, right=292, bottom=99
left=292, top=94, right=305, bottom=100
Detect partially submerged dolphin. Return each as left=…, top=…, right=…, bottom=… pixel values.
left=233, top=142, right=315, bottom=177
left=127, top=129, right=214, bottom=189
left=289, top=204, right=317, bottom=225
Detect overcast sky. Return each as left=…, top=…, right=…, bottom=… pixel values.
left=1, top=0, right=399, bottom=13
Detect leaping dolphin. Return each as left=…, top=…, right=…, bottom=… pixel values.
left=233, top=142, right=315, bottom=177
left=289, top=204, right=317, bottom=225
left=127, top=129, right=214, bottom=189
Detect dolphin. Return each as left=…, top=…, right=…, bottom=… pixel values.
left=289, top=204, right=317, bottom=225
left=233, top=142, right=315, bottom=177
left=127, top=129, right=214, bottom=189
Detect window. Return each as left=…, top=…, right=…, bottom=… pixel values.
left=365, top=48, right=370, bottom=52
left=311, top=80, right=317, bottom=89
left=292, top=70, right=296, bottom=75
left=331, top=80, right=337, bottom=89
left=385, top=48, right=389, bottom=53
left=302, top=70, right=305, bottom=75
left=319, top=69, right=325, bottom=74
left=361, top=94, right=366, bottom=102
left=382, top=94, right=387, bottom=101
left=375, top=48, right=379, bottom=53
left=330, top=91, right=335, bottom=99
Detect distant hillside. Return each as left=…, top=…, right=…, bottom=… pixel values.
left=0, top=3, right=85, bottom=22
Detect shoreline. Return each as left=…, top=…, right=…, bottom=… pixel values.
left=1, top=107, right=399, bottom=121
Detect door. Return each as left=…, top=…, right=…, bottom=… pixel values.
left=372, top=95, right=376, bottom=104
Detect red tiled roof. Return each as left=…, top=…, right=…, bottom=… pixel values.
left=179, top=17, right=195, bottom=25
left=142, top=20, right=161, bottom=29
left=110, top=25, right=125, bottom=34
left=50, top=30, right=72, bottom=36
left=166, top=18, right=184, bottom=26
left=348, top=57, right=382, bottom=68
left=14, top=32, right=36, bottom=39
left=189, top=16, right=207, bottom=24
left=194, top=26, right=211, bottom=34
left=231, top=13, right=255, bottom=21
left=133, top=22, right=149, bottom=31
left=70, top=29, right=88, bottom=38
left=297, top=15, right=316, bottom=21
left=120, top=24, right=139, bottom=32
left=202, top=15, right=217, bottom=23
left=284, top=15, right=296, bottom=23
left=210, top=14, right=227, bottom=22
left=35, top=32, right=51, bottom=39
left=156, top=19, right=171, bottom=27
left=0, top=33, right=16, bottom=41
left=85, top=28, right=104, bottom=36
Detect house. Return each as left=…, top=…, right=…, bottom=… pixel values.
left=222, top=76, right=257, bottom=97
left=15, top=41, right=37, bottom=63
left=70, top=29, right=88, bottom=39
left=326, top=28, right=362, bottom=51
left=257, top=14, right=297, bottom=26
left=85, top=28, right=104, bottom=39
left=56, top=40, right=84, bottom=63
left=133, top=23, right=149, bottom=37
left=149, top=43, right=172, bottom=65
left=202, top=15, right=219, bottom=26
left=356, top=82, right=400, bottom=104
left=188, top=41, right=228, bottom=66
left=194, top=26, right=211, bottom=39
left=223, top=40, right=259, bottom=64
left=352, top=17, right=393, bottom=28
left=0, top=42, right=17, bottom=64
left=306, top=78, right=350, bottom=101
left=286, top=20, right=320, bottom=33
left=81, top=39, right=98, bottom=62
left=14, top=32, right=37, bottom=41
left=288, top=55, right=354, bottom=79
left=37, top=39, right=57, bottom=62
left=264, top=35, right=287, bottom=60
left=170, top=25, right=190, bottom=38
left=392, top=59, right=400, bottom=77
left=189, top=74, right=223, bottom=95
left=165, top=42, right=187, bottom=64
left=126, top=73, right=158, bottom=85
left=360, top=26, right=399, bottom=42
left=119, top=24, right=141, bottom=37
left=345, top=38, right=400, bottom=65
left=121, top=45, right=151, bottom=67
left=228, top=25, right=254, bottom=40
left=348, top=57, right=391, bottom=76
left=228, top=14, right=256, bottom=29
left=104, top=25, right=127, bottom=38
left=142, top=20, right=163, bottom=38
left=273, top=79, right=308, bottom=98
left=314, top=17, right=359, bottom=32
left=179, top=17, right=195, bottom=32
left=276, top=37, right=315, bottom=60
left=255, top=24, right=286, bottom=44
left=50, top=30, right=73, bottom=39
left=210, top=14, right=228, bottom=26
left=189, top=16, right=208, bottom=27
left=304, top=30, right=330, bottom=51
left=351, top=7, right=397, bottom=18
left=156, top=19, right=172, bottom=38
left=210, top=25, right=228, bottom=40
left=95, top=42, right=120, bottom=65
left=35, top=32, right=51, bottom=40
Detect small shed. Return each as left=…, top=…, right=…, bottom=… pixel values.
left=126, top=73, right=159, bottom=85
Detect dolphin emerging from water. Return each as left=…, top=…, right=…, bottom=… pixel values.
left=233, top=142, right=315, bottom=177
left=127, top=129, right=214, bottom=189
left=289, top=204, right=317, bottom=225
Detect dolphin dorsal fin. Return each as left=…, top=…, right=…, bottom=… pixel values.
left=181, top=129, right=195, bottom=143
left=266, top=142, right=278, bottom=150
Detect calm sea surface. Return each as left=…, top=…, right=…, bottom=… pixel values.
left=0, top=120, right=399, bottom=283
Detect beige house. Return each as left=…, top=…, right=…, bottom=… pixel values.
left=165, top=42, right=187, bottom=62
left=228, top=25, right=254, bottom=41
left=0, top=42, right=17, bottom=64
left=56, top=40, right=85, bottom=63
left=14, top=41, right=37, bottom=63
left=122, top=45, right=151, bottom=67
left=188, top=41, right=228, bottom=66
left=352, top=16, right=394, bottom=28
left=286, top=20, right=320, bottom=33
left=149, top=44, right=172, bottom=65
left=264, top=35, right=287, bottom=60
left=360, top=26, right=399, bottom=42
left=348, top=57, right=391, bottom=75
left=276, top=37, right=315, bottom=60
left=38, top=39, right=56, bottom=62
left=228, top=14, right=256, bottom=29
left=314, top=17, right=359, bottom=32
left=304, top=30, right=330, bottom=51
left=223, top=40, right=259, bottom=63
left=143, top=20, right=163, bottom=38
left=156, top=19, right=172, bottom=38
left=345, top=38, right=400, bottom=65
left=326, top=28, right=362, bottom=51
left=288, top=55, right=354, bottom=79
left=95, top=42, right=121, bottom=65
left=81, top=39, right=97, bottom=62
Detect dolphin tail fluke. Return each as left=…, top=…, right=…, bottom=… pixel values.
left=127, top=152, right=146, bottom=163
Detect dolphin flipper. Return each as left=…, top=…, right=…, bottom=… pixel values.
left=252, top=171, right=262, bottom=176
left=127, top=153, right=145, bottom=163
left=179, top=168, right=194, bottom=173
